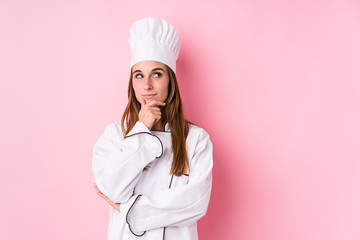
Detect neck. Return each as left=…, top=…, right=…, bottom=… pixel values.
left=151, top=121, right=165, bottom=131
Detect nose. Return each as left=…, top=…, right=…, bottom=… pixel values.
left=143, top=76, right=153, bottom=90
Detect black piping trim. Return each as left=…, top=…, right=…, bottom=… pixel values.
left=124, top=132, right=164, bottom=158
left=125, top=131, right=150, bottom=139
left=168, top=174, right=174, bottom=188
left=163, top=174, right=174, bottom=239
left=151, top=129, right=171, bottom=133
left=183, top=173, right=189, bottom=176
left=126, top=195, right=146, bottom=237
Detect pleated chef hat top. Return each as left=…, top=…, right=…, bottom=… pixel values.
left=129, top=18, right=181, bottom=74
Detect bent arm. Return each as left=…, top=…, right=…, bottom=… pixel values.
left=120, top=129, right=213, bottom=235
left=92, top=121, right=163, bottom=203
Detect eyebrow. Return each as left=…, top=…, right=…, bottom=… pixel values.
left=132, top=68, right=165, bottom=74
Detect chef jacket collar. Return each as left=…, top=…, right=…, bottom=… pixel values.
left=165, top=122, right=170, bottom=132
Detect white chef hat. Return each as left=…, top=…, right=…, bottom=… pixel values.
left=129, top=17, right=181, bottom=74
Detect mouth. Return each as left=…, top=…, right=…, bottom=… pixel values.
left=142, top=93, right=157, bottom=99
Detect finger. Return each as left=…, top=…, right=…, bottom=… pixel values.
left=94, top=184, right=102, bottom=193
left=96, top=191, right=120, bottom=211
left=154, top=111, right=162, bottom=118
left=146, top=100, right=166, bottom=107
left=96, top=190, right=109, bottom=200
left=140, top=98, right=146, bottom=106
left=96, top=192, right=106, bottom=199
left=97, top=192, right=111, bottom=203
left=148, top=109, right=161, bottom=118
left=153, top=113, right=162, bottom=122
left=105, top=198, right=113, bottom=204
left=113, top=203, right=121, bottom=212
left=102, top=195, right=115, bottom=206
left=150, top=106, right=162, bottom=112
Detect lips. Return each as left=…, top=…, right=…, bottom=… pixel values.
left=142, top=93, right=157, bottom=99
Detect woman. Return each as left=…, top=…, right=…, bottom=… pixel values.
left=92, top=17, right=213, bottom=240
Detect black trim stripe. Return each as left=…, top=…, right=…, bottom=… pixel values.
left=124, top=131, right=164, bottom=158
left=163, top=174, right=174, bottom=239
left=126, top=195, right=146, bottom=237
left=125, top=131, right=152, bottom=139
left=151, top=129, right=171, bottom=133
left=168, top=174, right=174, bottom=188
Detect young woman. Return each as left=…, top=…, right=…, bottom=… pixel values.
left=92, top=18, right=213, bottom=240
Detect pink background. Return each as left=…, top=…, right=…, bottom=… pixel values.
left=1, top=0, right=359, bottom=239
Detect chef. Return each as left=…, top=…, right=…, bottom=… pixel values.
left=92, top=17, right=213, bottom=240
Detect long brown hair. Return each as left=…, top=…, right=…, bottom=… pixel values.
left=121, top=65, right=189, bottom=176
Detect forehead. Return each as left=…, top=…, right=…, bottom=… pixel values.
left=132, top=60, right=167, bottom=72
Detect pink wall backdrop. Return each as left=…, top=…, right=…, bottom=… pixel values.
left=1, top=0, right=359, bottom=239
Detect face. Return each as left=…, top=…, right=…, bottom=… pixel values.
left=132, top=60, right=170, bottom=104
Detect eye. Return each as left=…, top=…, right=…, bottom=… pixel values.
left=153, top=72, right=162, bottom=78
left=135, top=74, right=143, bottom=78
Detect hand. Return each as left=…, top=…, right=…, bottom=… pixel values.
left=138, top=98, right=165, bottom=130
left=93, top=183, right=120, bottom=212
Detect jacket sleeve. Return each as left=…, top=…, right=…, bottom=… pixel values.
left=92, top=121, right=163, bottom=203
left=119, top=128, right=213, bottom=235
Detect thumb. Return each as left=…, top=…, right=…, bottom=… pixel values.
left=139, top=98, right=146, bottom=106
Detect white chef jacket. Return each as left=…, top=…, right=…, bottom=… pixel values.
left=92, top=120, right=213, bottom=240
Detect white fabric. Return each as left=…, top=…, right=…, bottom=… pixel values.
left=129, top=18, right=181, bottom=74
left=92, top=121, right=213, bottom=240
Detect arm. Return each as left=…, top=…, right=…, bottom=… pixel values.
left=92, top=121, right=163, bottom=203
left=120, top=129, right=213, bottom=235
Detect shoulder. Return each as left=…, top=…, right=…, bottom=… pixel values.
left=187, top=123, right=211, bottom=144
left=101, top=120, right=124, bottom=141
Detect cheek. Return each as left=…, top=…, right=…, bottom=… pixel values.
left=132, top=82, right=141, bottom=100
left=160, top=81, right=170, bottom=99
